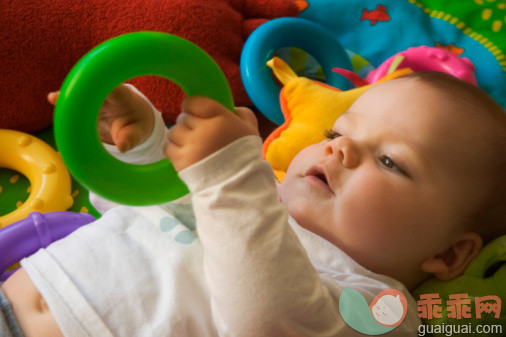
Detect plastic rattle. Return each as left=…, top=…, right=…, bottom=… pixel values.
left=240, top=17, right=353, bottom=125
left=0, top=129, right=73, bottom=228
left=0, top=211, right=95, bottom=281
left=366, top=46, right=477, bottom=85
left=54, top=32, right=234, bottom=206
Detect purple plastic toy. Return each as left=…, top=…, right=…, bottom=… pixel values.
left=0, top=211, right=95, bottom=281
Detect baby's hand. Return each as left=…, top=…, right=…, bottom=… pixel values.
left=48, top=84, right=154, bottom=152
left=166, top=97, right=259, bottom=172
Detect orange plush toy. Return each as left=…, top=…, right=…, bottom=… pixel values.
left=1, top=0, right=299, bottom=133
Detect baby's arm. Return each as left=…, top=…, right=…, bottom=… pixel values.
left=48, top=84, right=155, bottom=153
left=50, top=84, right=168, bottom=212
left=168, top=100, right=341, bottom=336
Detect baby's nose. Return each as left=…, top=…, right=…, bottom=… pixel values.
left=325, top=136, right=360, bottom=168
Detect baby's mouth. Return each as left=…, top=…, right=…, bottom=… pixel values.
left=305, top=166, right=334, bottom=194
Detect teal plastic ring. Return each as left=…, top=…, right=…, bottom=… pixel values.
left=54, top=32, right=234, bottom=206
left=240, top=17, right=353, bottom=125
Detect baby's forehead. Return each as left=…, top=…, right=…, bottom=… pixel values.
left=334, top=75, right=501, bottom=143
left=337, top=88, right=495, bottom=164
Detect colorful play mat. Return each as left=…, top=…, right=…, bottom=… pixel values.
left=284, top=0, right=506, bottom=108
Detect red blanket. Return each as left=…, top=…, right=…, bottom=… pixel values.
left=1, top=0, right=298, bottom=132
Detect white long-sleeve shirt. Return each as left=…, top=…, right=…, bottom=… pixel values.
left=21, top=103, right=420, bottom=336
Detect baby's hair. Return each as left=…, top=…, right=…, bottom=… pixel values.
left=401, top=71, right=506, bottom=244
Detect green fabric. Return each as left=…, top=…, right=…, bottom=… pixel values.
left=422, top=0, right=505, bottom=51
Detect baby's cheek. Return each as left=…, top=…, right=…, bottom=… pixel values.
left=337, top=179, right=409, bottom=247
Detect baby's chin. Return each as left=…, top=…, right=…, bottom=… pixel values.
left=292, top=214, right=340, bottom=246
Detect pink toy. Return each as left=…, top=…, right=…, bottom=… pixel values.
left=366, top=46, right=477, bottom=85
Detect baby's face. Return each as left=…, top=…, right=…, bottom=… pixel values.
left=278, top=78, right=487, bottom=281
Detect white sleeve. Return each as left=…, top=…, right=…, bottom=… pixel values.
left=89, top=85, right=170, bottom=213
left=178, top=136, right=341, bottom=336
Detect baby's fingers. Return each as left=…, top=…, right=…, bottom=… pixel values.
left=175, top=112, right=198, bottom=130
left=110, top=121, right=145, bottom=153
left=167, top=123, right=191, bottom=147
left=47, top=91, right=60, bottom=105
left=235, top=107, right=258, bottom=130
left=182, top=96, right=233, bottom=119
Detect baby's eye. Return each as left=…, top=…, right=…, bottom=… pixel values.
left=379, top=155, right=410, bottom=177
left=324, top=129, right=342, bottom=140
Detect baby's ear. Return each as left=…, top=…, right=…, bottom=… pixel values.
left=420, top=232, right=482, bottom=281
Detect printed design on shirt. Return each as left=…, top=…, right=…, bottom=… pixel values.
left=159, top=202, right=196, bottom=244
left=339, top=288, right=408, bottom=335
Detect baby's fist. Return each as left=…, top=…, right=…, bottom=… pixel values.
left=166, top=97, right=259, bottom=171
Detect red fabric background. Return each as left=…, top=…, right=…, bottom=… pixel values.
left=1, top=0, right=298, bottom=132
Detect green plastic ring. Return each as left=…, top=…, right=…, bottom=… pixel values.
left=54, top=32, right=234, bottom=205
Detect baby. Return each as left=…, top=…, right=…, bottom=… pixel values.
left=1, top=71, right=505, bottom=337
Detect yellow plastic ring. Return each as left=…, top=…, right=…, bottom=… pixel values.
left=0, top=129, right=73, bottom=228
